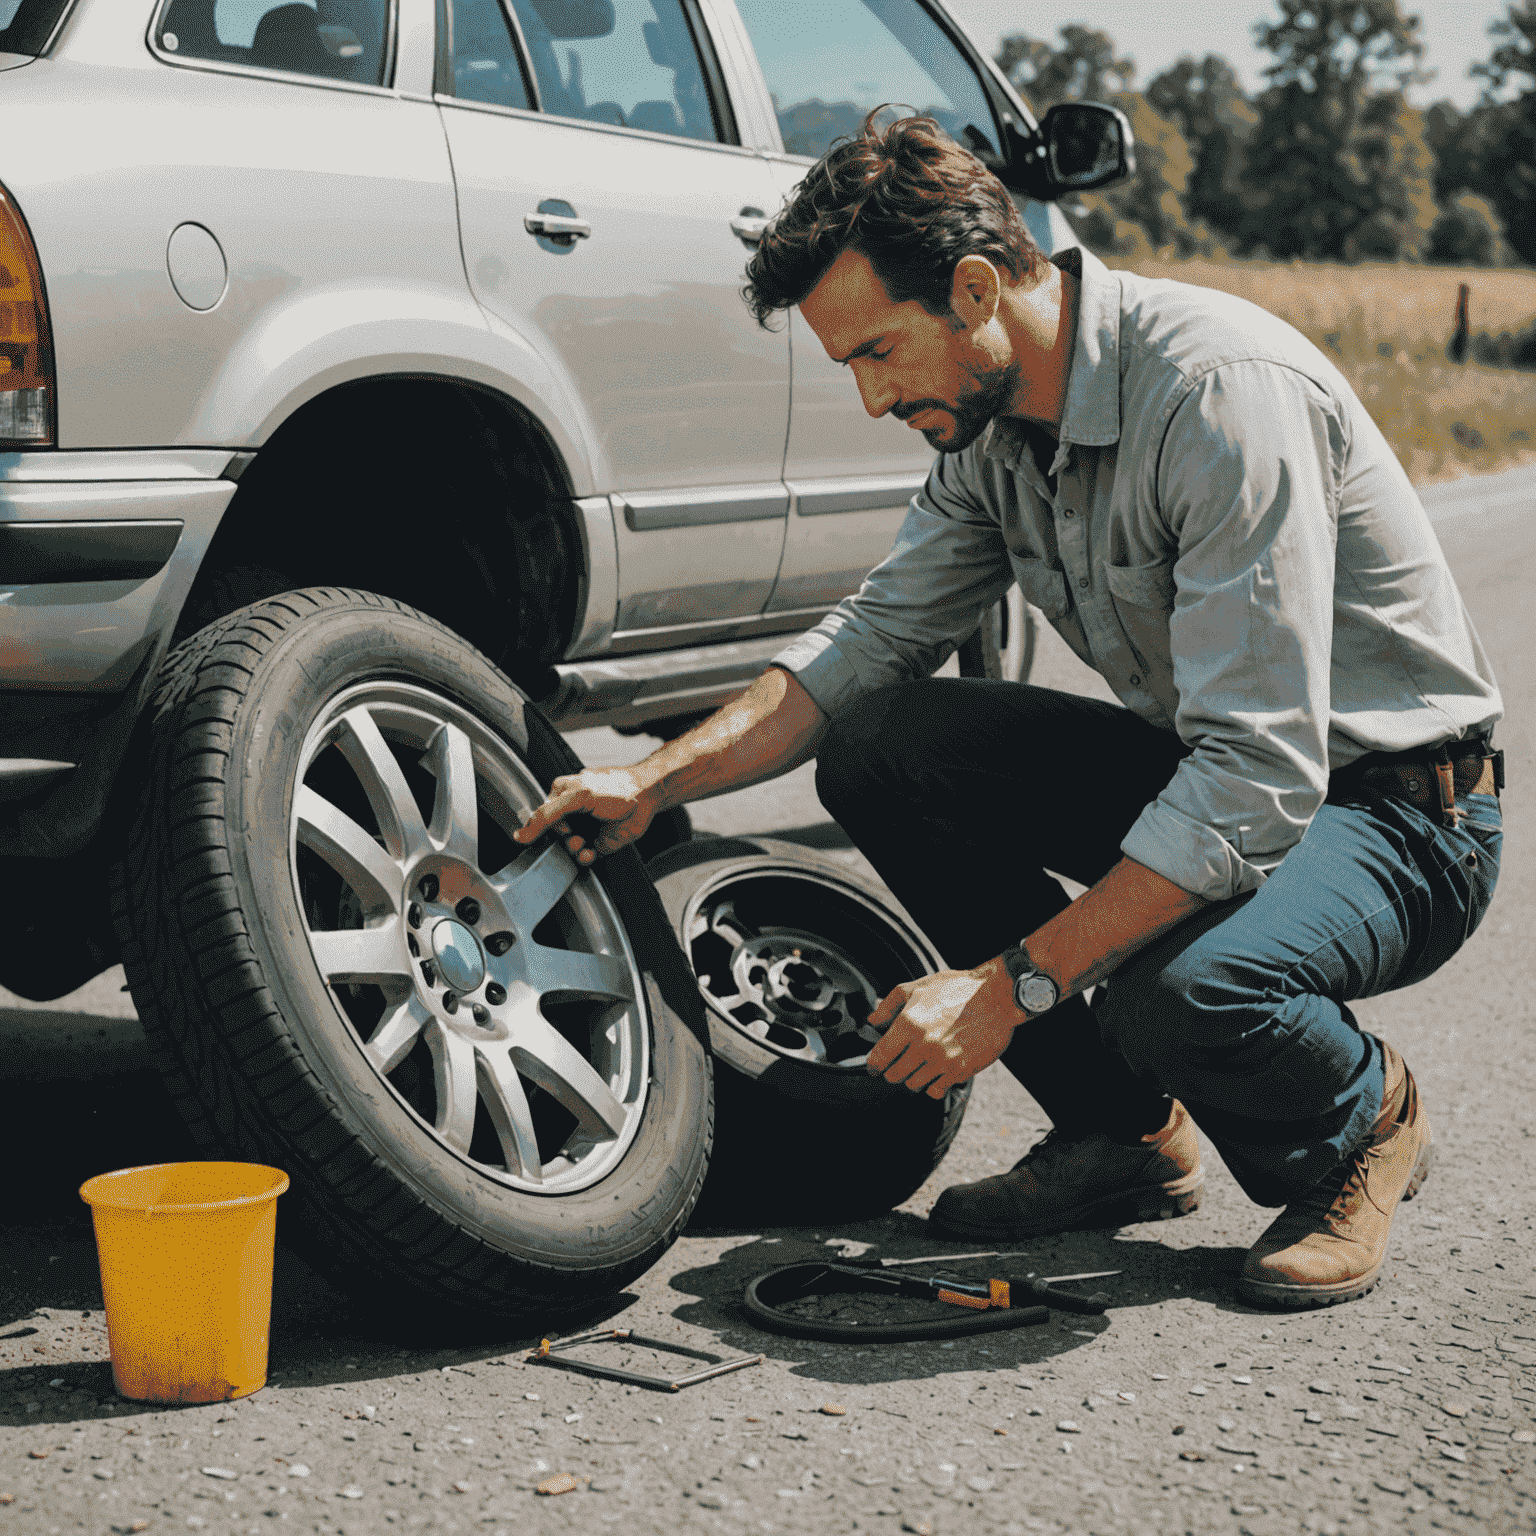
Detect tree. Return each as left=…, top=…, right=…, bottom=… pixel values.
left=1241, top=0, right=1438, bottom=259
left=995, top=24, right=1133, bottom=110
left=1469, top=2, right=1536, bottom=263
left=1146, top=55, right=1259, bottom=242
left=1427, top=190, right=1516, bottom=265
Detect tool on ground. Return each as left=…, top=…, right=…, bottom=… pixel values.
left=527, top=1328, right=764, bottom=1391
left=857, top=1253, right=1121, bottom=1313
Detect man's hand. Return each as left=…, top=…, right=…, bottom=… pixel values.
left=864, top=961, right=1021, bottom=1098
left=513, top=768, right=656, bottom=864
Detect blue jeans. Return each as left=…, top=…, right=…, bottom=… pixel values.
left=815, top=679, right=1502, bottom=1207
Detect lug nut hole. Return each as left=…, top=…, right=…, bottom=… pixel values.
left=417, top=873, right=439, bottom=903
left=456, top=897, right=481, bottom=925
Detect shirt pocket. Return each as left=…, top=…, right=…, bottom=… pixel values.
left=1104, top=559, right=1176, bottom=674
left=1012, top=556, right=1071, bottom=621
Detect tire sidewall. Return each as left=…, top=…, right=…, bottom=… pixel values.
left=222, top=597, right=710, bottom=1273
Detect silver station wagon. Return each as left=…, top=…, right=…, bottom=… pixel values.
left=0, top=0, right=1128, bottom=1326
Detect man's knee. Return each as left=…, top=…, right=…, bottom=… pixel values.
left=814, top=681, right=938, bottom=816
left=1097, top=916, right=1270, bottom=1078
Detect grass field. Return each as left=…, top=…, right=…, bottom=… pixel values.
left=1115, top=257, right=1536, bottom=485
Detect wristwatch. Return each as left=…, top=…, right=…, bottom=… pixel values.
left=1001, top=942, right=1060, bottom=1017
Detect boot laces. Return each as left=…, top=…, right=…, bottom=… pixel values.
left=1010, top=1127, right=1084, bottom=1175
left=1293, top=1143, right=1373, bottom=1234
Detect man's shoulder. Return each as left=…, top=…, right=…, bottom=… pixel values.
left=1113, top=266, right=1344, bottom=401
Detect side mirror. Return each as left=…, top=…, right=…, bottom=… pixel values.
left=1042, top=102, right=1135, bottom=192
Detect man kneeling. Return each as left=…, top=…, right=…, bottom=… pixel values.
left=517, top=111, right=1503, bottom=1309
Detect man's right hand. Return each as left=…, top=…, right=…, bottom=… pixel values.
left=513, top=768, right=657, bottom=865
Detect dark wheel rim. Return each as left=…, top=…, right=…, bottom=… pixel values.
left=681, top=860, right=941, bottom=1069
left=288, top=681, right=649, bottom=1194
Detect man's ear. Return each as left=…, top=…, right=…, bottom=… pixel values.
left=950, top=255, right=1001, bottom=330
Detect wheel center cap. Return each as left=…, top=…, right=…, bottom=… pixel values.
left=432, top=919, right=486, bottom=993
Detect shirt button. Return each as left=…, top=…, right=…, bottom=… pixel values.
left=1062, top=507, right=1075, bottom=518
left=1130, top=674, right=1141, bottom=686
left=1077, top=576, right=1089, bottom=589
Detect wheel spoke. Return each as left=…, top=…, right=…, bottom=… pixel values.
left=512, top=1014, right=627, bottom=1139
left=295, top=785, right=402, bottom=911
left=425, top=722, right=478, bottom=864
left=334, top=707, right=429, bottom=863
left=526, top=944, right=634, bottom=1003
left=474, top=1043, right=543, bottom=1183
left=487, top=841, right=580, bottom=929
left=425, top=1020, right=478, bottom=1152
left=709, top=900, right=760, bottom=948
left=365, top=994, right=433, bottom=1075
left=308, top=920, right=410, bottom=984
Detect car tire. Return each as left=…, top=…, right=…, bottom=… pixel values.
left=646, top=835, right=969, bottom=1226
left=109, top=588, right=712, bottom=1332
left=958, top=584, right=1035, bottom=682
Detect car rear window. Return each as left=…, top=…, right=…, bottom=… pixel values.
left=0, top=0, right=75, bottom=54
left=154, top=0, right=393, bottom=86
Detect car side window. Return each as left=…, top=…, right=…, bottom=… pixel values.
left=156, top=0, right=392, bottom=86
left=504, top=0, right=720, bottom=142
left=449, top=0, right=534, bottom=109
left=734, top=0, right=999, bottom=162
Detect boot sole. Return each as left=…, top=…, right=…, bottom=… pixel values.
left=1235, top=1136, right=1435, bottom=1310
left=928, top=1172, right=1205, bottom=1243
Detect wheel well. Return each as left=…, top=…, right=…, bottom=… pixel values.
left=178, top=379, right=584, bottom=694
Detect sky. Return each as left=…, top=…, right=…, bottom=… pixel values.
left=945, top=0, right=1514, bottom=111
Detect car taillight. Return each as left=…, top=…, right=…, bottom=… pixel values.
left=0, top=180, right=54, bottom=448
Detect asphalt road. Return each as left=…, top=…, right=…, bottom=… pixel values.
left=3, top=463, right=1535, bottom=1536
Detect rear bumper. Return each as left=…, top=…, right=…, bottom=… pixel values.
left=0, top=448, right=239, bottom=855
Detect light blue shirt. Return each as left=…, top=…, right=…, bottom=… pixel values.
left=772, top=246, right=1502, bottom=902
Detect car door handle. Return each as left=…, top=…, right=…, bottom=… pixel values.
left=730, top=208, right=770, bottom=245
left=524, top=212, right=592, bottom=242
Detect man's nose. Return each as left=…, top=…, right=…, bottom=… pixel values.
left=855, top=370, right=898, bottom=420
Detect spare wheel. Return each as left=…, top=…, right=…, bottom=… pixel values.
left=646, top=836, right=969, bottom=1226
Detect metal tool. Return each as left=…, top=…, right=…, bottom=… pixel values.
left=744, top=1260, right=1050, bottom=1342
left=528, top=1329, right=764, bottom=1391
left=846, top=1254, right=1122, bottom=1315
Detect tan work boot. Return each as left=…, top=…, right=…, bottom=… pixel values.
left=1238, top=1039, right=1432, bottom=1309
left=928, top=1100, right=1204, bottom=1241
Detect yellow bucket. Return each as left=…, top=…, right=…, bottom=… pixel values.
left=79, top=1161, right=289, bottom=1404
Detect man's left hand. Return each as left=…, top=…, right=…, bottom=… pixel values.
left=864, top=962, right=1021, bottom=1097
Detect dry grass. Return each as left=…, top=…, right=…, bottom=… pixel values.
left=1112, top=256, right=1536, bottom=484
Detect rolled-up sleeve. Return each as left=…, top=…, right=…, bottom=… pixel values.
left=1120, top=361, right=1346, bottom=901
left=771, top=452, right=1013, bottom=718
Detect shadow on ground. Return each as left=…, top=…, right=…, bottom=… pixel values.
left=667, top=1216, right=1263, bottom=1384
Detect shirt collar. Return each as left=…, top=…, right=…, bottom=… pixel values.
left=981, top=244, right=1122, bottom=472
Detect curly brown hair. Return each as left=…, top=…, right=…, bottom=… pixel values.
left=742, top=109, right=1046, bottom=331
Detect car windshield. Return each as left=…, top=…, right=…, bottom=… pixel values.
left=0, top=0, right=74, bottom=54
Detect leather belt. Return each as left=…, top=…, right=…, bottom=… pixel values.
left=1331, top=739, right=1503, bottom=828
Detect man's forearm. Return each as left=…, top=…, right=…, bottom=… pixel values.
left=1022, top=856, right=1209, bottom=999
left=635, top=665, right=828, bottom=811
left=971, top=856, right=1210, bottom=1014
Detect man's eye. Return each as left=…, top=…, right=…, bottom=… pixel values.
left=869, top=348, right=892, bottom=361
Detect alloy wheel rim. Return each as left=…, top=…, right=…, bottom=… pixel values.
left=288, top=681, right=649, bottom=1194
left=682, top=862, right=940, bottom=1068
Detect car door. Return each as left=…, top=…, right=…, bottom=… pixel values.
left=440, top=0, right=791, bottom=639
left=732, top=0, right=1048, bottom=614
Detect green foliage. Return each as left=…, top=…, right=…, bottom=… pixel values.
left=1145, top=55, right=1259, bottom=240
left=1241, top=0, right=1437, bottom=260
left=995, top=24, right=1132, bottom=109
left=1427, top=191, right=1516, bottom=266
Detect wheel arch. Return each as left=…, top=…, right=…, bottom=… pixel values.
left=177, top=374, right=594, bottom=695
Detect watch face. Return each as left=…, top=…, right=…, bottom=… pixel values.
left=1020, top=974, right=1058, bottom=1014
